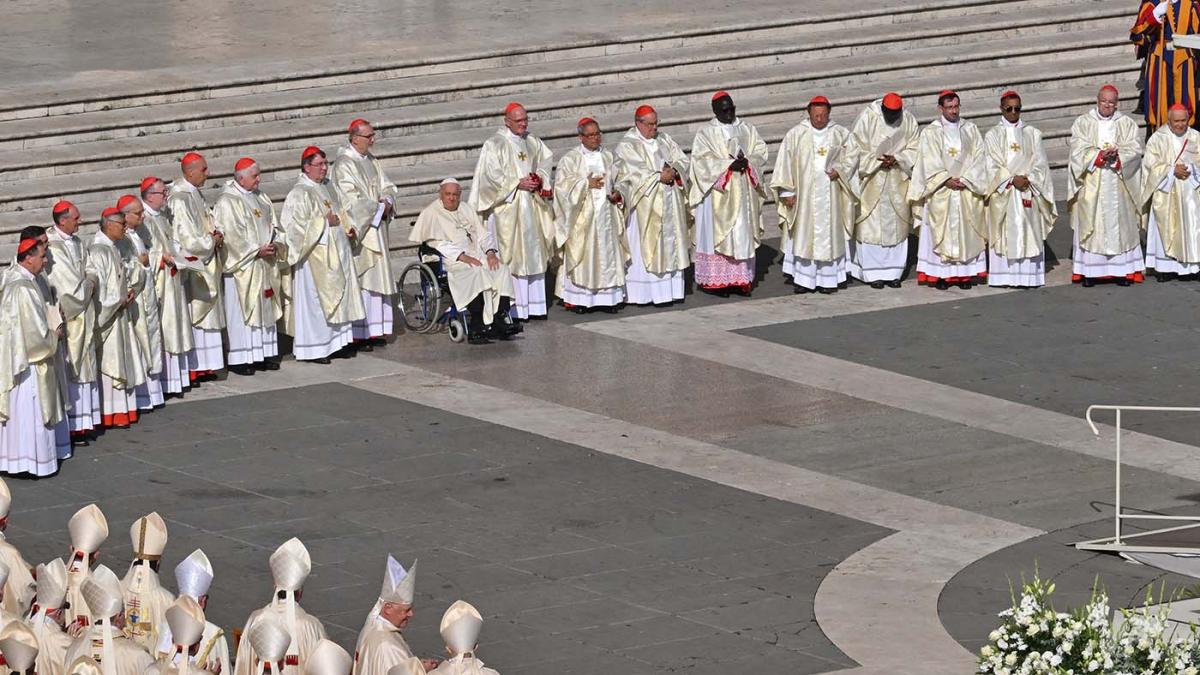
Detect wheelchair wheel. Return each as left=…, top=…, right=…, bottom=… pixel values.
left=397, top=262, right=442, bottom=333
left=447, top=317, right=467, bottom=343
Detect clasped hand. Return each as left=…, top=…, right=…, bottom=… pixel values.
left=1175, top=163, right=1192, bottom=180
left=257, top=243, right=277, bottom=258
left=1011, top=175, right=1031, bottom=191
left=517, top=174, right=541, bottom=191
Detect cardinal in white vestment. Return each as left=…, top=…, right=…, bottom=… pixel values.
left=847, top=93, right=919, bottom=287
left=772, top=96, right=857, bottom=294
left=554, top=118, right=628, bottom=311
left=688, top=91, right=768, bottom=295
left=87, top=208, right=147, bottom=428
left=0, top=238, right=70, bottom=475
left=63, top=565, right=155, bottom=675
left=116, top=196, right=166, bottom=409
left=44, top=201, right=101, bottom=437
left=353, top=557, right=431, bottom=675
left=613, top=104, right=690, bottom=305
left=427, top=601, right=498, bottom=675
left=154, top=550, right=230, bottom=675
left=909, top=90, right=990, bottom=290
left=139, top=177, right=194, bottom=396
left=235, top=539, right=326, bottom=675
left=332, top=119, right=397, bottom=345
left=283, top=146, right=364, bottom=363
left=466, top=103, right=556, bottom=320
left=984, top=91, right=1057, bottom=288
left=167, top=153, right=226, bottom=378
left=410, top=179, right=517, bottom=343
left=213, top=158, right=285, bottom=375
left=65, top=504, right=108, bottom=629
left=1067, top=85, right=1145, bottom=286
left=1140, top=104, right=1200, bottom=279
left=30, top=558, right=72, bottom=675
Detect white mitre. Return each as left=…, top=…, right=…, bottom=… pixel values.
left=68, top=505, right=109, bottom=554
left=0, top=620, right=39, bottom=672
left=269, top=538, right=311, bottom=592
left=304, top=639, right=351, bottom=675
left=130, top=512, right=169, bottom=561
left=175, top=549, right=214, bottom=600
left=166, top=595, right=206, bottom=647
left=248, top=614, right=291, bottom=675
left=380, top=556, right=416, bottom=606
left=440, top=600, right=482, bottom=655
left=36, top=557, right=69, bottom=609
left=0, top=477, right=11, bottom=519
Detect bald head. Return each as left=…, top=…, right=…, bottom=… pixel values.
left=182, top=156, right=208, bottom=188
left=1169, top=106, right=1191, bottom=136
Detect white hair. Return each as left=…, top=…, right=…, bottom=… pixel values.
left=234, top=163, right=259, bottom=180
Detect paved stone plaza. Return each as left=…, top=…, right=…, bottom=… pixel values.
left=3, top=228, right=1198, bottom=673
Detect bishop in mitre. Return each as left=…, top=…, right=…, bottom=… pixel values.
left=120, top=513, right=174, bottom=651
left=909, top=90, right=989, bottom=290
left=0, top=619, right=39, bottom=675
left=29, top=558, right=72, bottom=675
left=45, top=200, right=100, bottom=437
left=688, top=91, right=768, bottom=295
left=245, top=615, right=290, bottom=675
left=234, top=539, right=326, bottom=675
left=466, top=102, right=556, bottom=320
left=332, top=119, right=397, bottom=345
left=0, top=480, right=35, bottom=614
left=157, top=596, right=208, bottom=675
left=304, top=641, right=351, bottom=675
left=428, top=601, right=497, bottom=675
left=613, top=104, right=690, bottom=305
left=984, top=91, right=1056, bottom=288
left=155, top=550, right=229, bottom=675
left=213, top=158, right=285, bottom=375
left=87, top=207, right=147, bottom=428
left=1068, top=85, right=1145, bottom=286
left=63, top=565, right=154, bottom=675
left=65, top=504, right=109, bottom=629
left=167, top=152, right=225, bottom=378
left=772, top=95, right=857, bottom=294
left=139, top=177, right=194, bottom=396
left=353, top=557, right=430, bottom=675
left=410, top=179, right=517, bottom=343
left=554, top=118, right=628, bottom=312
left=0, top=237, right=70, bottom=475
left=1140, top=104, right=1200, bottom=280
left=847, top=93, right=919, bottom=287
left=282, top=146, right=364, bottom=363
left=116, top=195, right=165, bottom=409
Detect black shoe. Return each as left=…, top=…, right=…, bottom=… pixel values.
left=229, top=364, right=255, bottom=376
left=529, top=314, right=548, bottom=321
left=357, top=342, right=374, bottom=352
left=957, top=280, right=973, bottom=290
left=1082, top=278, right=1096, bottom=287
left=934, top=279, right=949, bottom=290
left=794, top=286, right=812, bottom=294
left=817, top=287, right=836, bottom=294
left=310, top=357, right=332, bottom=365
left=468, top=333, right=493, bottom=345
left=886, top=280, right=902, bottom=288
left=870, top=281, right=886, bottom=289
left=260, top=359, right=281, bottom=371
left=1116, top=278, right=1131, bottom=287
left=1155, top=272, right=1175, bottom=282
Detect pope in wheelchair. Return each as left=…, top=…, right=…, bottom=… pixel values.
left=409, top=178, right=520, bottom=343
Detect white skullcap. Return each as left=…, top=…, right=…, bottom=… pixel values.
left=304, top=639, right=351, bottom=675
left=379, top=556, right=416, bottom=606
left=165, top=595, right=206, bottom=647
left=0, top=477, right=11, bottom=519
left=68, top=504, right=109, bottom=554
left=439, top=177, right=460, bottom=186
left=81, top=565, right=123, bottom=619
left=440, top=600, right=483, bottom=655
left=68, top=656, right=103, bottom=675
left=130, top=512, right=168, bottom=560
left=175, top=549, right=214, bottom=599
left=0, top=620, right=39, bottom=672
left=248, top=614, right=291, bottom=664
left=269, top=538, right=311, bottom=591
left=36, top=558, right=68, bottom=608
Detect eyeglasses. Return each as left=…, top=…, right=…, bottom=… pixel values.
left=1003, top=105, right=1022, bottom=113
left=353, top=133, right=376, bottom=139
left=580, top=132, right=601, bottom=138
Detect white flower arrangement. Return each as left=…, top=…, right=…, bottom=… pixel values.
left=979, top=576, right=1200, bottom=674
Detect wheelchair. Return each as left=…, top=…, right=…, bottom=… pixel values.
left=396, top=243, right=471, bottom=342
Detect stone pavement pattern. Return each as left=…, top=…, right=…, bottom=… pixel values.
left=3, top=251, right=1198, bottom=673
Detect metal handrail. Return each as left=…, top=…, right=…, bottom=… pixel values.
left=1084, top=405, right=1200, bottom=546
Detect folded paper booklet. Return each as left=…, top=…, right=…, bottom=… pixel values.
left=371, top=201, right=387, bottom=228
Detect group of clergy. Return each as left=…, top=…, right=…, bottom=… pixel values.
left=0, top=120, right=417, bottom=477
left=0, top=486, right=494, bottom=675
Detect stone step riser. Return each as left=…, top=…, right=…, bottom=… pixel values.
left=0, top=0, right=1099, bottom=122
left=6, top=16, right=1127, bottom=152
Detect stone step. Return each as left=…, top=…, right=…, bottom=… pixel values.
left=0, top=0, right=1122, bottom=151
left=0, top=0, right=1092, bottom=123
left=0, top=28, right=1130, bottom=196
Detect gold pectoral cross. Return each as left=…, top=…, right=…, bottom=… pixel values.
left=946, top=147, right=959, bottom=157
left=253, top=209, right=262, bottom=218
left=816, top=146, right=828, bottom=156
left=517, top=151, right=528, bottom=161
left=1009, top=143, right=1021, bottom=152
left=323, top=200, right=331, bottom=208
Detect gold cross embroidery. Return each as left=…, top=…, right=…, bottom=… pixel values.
left=323, top=200, right=331, bottom=208
left=1010, top=143, right=1021, bottom=152
left=946, top=147, right=959, bottom=157
left=816, top=146, right=828, bottom=156
left=517, top=151, right=528, bottom=162
left=253, top=209, right=262, bottom=218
